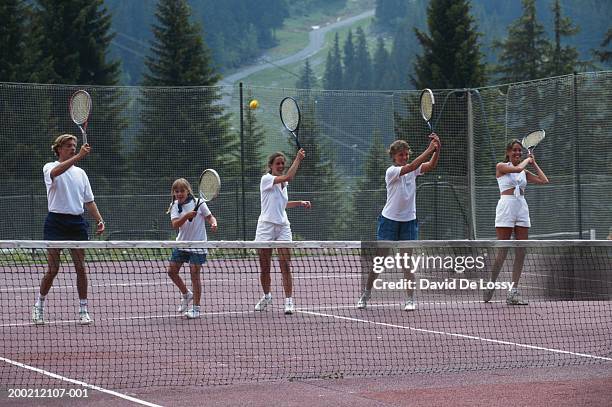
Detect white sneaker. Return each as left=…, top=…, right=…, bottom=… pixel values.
left=483, top=288, right=495, bottom=303
left=32, top=305, right=44, bottom=325
left=185, top=306, right=201, bottom=319
left=178, top=291, right=193, bottom=313
left=506, top=289, right=528, bottom=305
left=403, top=298, right=416, bottom=311
left=357, top=290, right=370, bottom=309
left=79, top=310, right=92, bottom=325
left=255, top=295, right=272, bottom=311
left=284, top=299, right=294, bottom=315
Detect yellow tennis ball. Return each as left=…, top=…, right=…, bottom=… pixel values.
left=249, top=99, right=259, bottom=109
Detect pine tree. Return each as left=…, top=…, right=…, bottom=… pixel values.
left=37, top=0, right=121, bottom=85
left=594, top=29, right=612, bottom=64
left=342, top=30, right=356, bottom=89
left=0, top=0, right=30, bottom=82
left=134, top=0, right=236, bottom=237
left=33, top=0, right=126, bottom=192
left=135, top=0, right=235, bottom=178
left=372, top=37, right=390, bottom=90
left=323, top=33, right=343, bottom=90
left=413, top=0, right=486, bottom=89
left=493, top=0, right=550, bottom=82
left=296, top=59, right=317, bottom=89
left=351, top=131, right=388, bottom=239
left=546, top=0, right=582, bottom=76
left=0, top=1, right=55, bottom=192
left=353, top=27, right=373, bottom=90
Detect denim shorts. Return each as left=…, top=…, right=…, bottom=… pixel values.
left=169, top=249, right=207, bottom=265
left=43, top=212, right=89, bottom=241
left=376, top=215, right=418, bottom=241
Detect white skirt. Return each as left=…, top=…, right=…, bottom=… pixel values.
left=495, top=195, right=531, bottom=228
left=255, top=221, right=292, bottom=241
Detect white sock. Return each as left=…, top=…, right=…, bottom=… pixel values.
left=285, top=297, right=293, bottom=305
left=79, top=299, right=88, bottom=312
left=35, top=294, right=46, bottom=308
left=264, top=293, right=272, bottom=300
left=183, top=290, right=192, bottom=298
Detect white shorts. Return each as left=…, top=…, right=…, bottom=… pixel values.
left=255, top=221, right=292, bottom=241
left=495, top=195, right=531, bottom=228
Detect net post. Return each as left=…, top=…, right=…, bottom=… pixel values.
left=239, top=82, right=246, bottom=241
left=466, top=89, right=477, bottom=239
left=572, top=72, right=583, bottom=239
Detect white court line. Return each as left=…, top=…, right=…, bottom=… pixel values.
left=0, top=356, right=163, bottom=406
left=297, top=309, right=612, bottom=363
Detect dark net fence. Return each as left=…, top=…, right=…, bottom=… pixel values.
left=0, top=71, right=610, bottom=241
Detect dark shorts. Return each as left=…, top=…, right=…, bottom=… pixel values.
left=376, top=215, right=418, bottom=241
left=43, top=212, right=89, bottom=241
left=169, top=249, right=207, bottom=265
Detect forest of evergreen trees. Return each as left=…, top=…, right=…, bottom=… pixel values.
left=0, top=0, right=610, bottom=240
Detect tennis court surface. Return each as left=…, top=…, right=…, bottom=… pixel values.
left=1, top=240, right=610, bottom=406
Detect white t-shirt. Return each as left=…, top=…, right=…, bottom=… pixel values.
left=258, top=173, right=289, bottom=225
left=171, top=198, right=212, bottom=243
left=43, top=161, right=94, bottom=215
left=381, top=165, right=422, bottom=222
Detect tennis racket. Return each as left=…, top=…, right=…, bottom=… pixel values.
left=69, top=90, right=92, bottom=145
left=420, top=88, right=435, bottom=134
left=280, top=97, right=301, bottom=150
left=521, top=130, right=545, bottom=154
left=189, top=169, right=221, bottom=222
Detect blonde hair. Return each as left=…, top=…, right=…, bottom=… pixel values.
left=264, top=152, right=286, bottom=173
left=51, top=134, right=77, bottom=156
left=166, top=178, right=194, bottom=214
left=388, top=140, right=411, bottom=160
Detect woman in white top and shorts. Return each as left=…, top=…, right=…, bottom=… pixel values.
left=254, top=149, right=311, bottom=315
left=484, top=139, right=548, bottom=305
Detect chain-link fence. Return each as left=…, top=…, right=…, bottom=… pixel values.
left=1, top=71, right=610, bottom=240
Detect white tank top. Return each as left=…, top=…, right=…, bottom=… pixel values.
left=497, top=162, right=527, bottom=197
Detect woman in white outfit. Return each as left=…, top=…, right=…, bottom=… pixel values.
left=254, top=149, right=311, bottom=315
left=484, top=139, right=548, bottom=305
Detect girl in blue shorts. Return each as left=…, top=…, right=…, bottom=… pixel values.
left=167, top=178, right=217, bottom=319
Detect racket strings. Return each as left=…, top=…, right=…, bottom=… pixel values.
left=522, top=131, right=545, bottom=149
left=420, top=96, right=433, bottom=121
left=281, top=102, right=299, bottom=131
left=70, top=93, right=91, bottom=124
left=199, top=172, right=220, bottom=201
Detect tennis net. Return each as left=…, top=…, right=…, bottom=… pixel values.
left=1, top=240, right=611, bottom=389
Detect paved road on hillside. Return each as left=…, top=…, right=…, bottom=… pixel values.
left=220, top=9, right=375, bottom=86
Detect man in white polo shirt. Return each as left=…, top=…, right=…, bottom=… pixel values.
left=32, top=134, right=105, bottom=325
